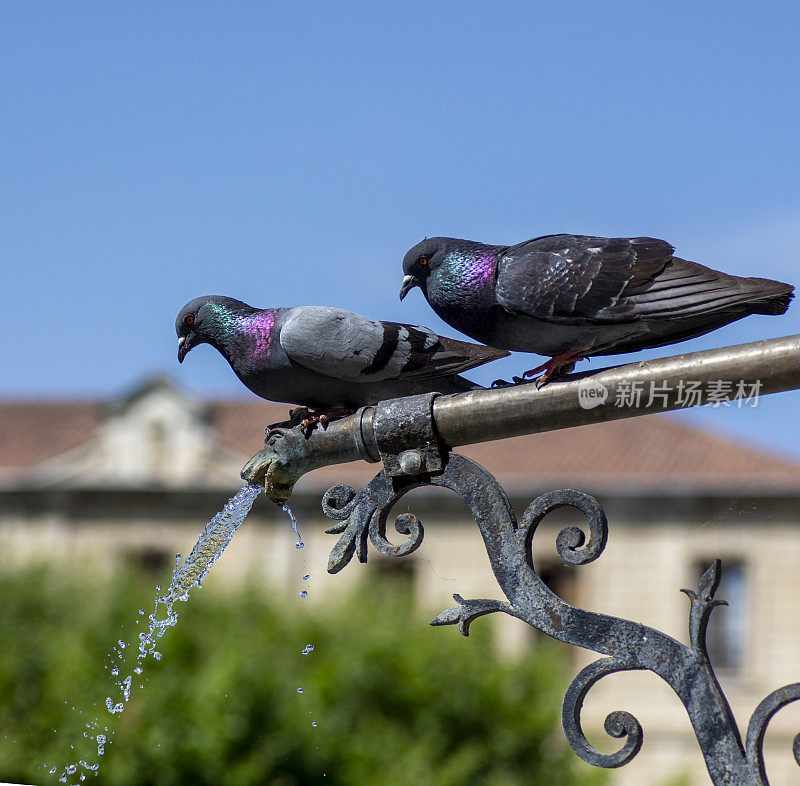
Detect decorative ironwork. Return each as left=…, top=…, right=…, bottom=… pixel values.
left=240, top=336, right=800, bottom=783
left=321, top=454, right=800, bottom=785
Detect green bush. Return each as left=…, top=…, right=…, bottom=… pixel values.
left=0, top=567, right=604, bottom=785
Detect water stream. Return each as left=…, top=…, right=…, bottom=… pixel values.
left=50, top=483, right=262, bottom=783
left=284, top=508, right=319, bottom=734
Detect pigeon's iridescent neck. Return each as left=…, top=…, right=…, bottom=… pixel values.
left=427, top=248, right=497, bottom=340
left=237, top=310, right=277, bottom=359
left=208, top=303, right=277, bottom=360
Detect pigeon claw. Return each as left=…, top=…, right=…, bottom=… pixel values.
left=494, top=347, right=592, bottom=390
left=491, top=376, right=535, bottom=388
left=528, top=347, right=591, bottom=388
left=299, top=408, right=354, bottom=436
left=266, top=408, right=309, bottom=432
left=534, top=361, right=577, bottom=388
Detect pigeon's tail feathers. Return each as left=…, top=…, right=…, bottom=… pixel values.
left=625, top=258, right=794, bottom=319
left=743, top=281, right=794, bottom=315
left=421, top=337, right=509, bottom=378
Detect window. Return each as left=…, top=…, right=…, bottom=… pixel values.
left=371, top=555, right=415, bottom=591
left=530, top=561, right=579, bottom=656
left=126, top=546, right=170, bottom=576
left=695, top=559, right=746, bottom=673
left=537, top=561, right=578, bottom=606
left=146, top=419, right=168, bottom=479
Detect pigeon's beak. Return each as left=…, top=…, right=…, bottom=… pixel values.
left=177, top=335, right=195, bottom=363
left=399, top=274, right=418, bottom=301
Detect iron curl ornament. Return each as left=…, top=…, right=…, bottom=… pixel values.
left=240, top=340, right=800, bottom=783
left=321, top=454, right=800, bottom=785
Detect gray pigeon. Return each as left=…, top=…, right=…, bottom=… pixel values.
left=176, top=296, right=508, bottom=423
left=400, top=235, right=794, bottom=384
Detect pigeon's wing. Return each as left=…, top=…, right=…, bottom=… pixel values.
left=495, top=235, right=793, bottom=323
left=495, top=235, right=675, bottom=323
left=280, top=307, right=508, bottom=383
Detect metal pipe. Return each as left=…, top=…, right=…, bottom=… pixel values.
left=242, top=334, right=800, bottom=502
left=434, top=333, right=800, bottom=447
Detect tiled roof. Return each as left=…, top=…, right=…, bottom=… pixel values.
left=457, top=417, right=800, bottom=494
left=2, top=391, right=800, bottom=493
left=0, top=400, right=103, bottom=468
left=211, top=400, right=283, bottom=457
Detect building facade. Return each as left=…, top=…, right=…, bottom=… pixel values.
left=2, top=377, right=799, bottom=785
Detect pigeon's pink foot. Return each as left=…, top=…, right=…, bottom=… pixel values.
left=528, top=347, right=590, bottom=388
left=492, top=347, right=591, bottom=389
left=300, top=408, right=354, bottom=435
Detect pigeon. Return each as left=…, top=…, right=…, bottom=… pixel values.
left=400, top=235, right=794, bottom=384
left=176, top=296, right=508, bottom=425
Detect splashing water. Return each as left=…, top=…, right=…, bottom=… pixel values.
left=52, top=483, right=262, bottom=784
left=141, top=483, right=262, bottom=652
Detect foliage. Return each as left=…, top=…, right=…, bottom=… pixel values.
left=0, top=567, right=604, bottom=785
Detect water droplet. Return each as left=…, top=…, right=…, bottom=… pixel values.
left=283, top=504, right=304, bottom=548
left=298, top=590, right=308, bottom=599
left=311, top=721, right=317, bottom=727
left=301, top=644, right=315, bottom=655
left=297, top=688, right=304, bottom=694
left=302, top=573, right=310, bottom=580
left=47, top=485, right=263, bottom=783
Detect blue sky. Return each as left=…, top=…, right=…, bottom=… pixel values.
left=4, top=2, right=800, bottom=458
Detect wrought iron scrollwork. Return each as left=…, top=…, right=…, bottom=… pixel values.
left=322, top=476, right=424, bottom=572
left=321, top=454, right=800, bottom=785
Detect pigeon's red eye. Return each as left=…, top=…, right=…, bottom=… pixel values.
left=184, top=314, right=195, bottom=326
left=418, top=257, right=429, bottom=267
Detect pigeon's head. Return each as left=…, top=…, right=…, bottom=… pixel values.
left=176, top=295, right=250, bottom=362
left=399, top=238, right=450, bottom=300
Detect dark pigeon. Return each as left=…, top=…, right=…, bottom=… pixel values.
left=400, top=235, right=794, bottom=384
left=176, top=296, right=508, bottom=424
